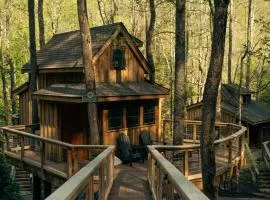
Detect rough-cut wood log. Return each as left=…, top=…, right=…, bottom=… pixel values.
left=38, top=0, right=45, bottom=49
left=28, top=0, right=38, bottom=125
left=173, top=0, right=186, bottom=145
left=200, top=0, right=230, bottom=198
left=77, top=0, right=100, bottom=145
left=146, top=0, right=156, bottom=83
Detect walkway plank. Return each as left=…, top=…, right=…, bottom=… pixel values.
left=108, top=162, right=153, bottom=200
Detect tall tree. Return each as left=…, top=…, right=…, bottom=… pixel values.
left=227, top=0, right=233, bottom=84
left=0, top=21, right=9, bottom=124
left=38, top=0, right=45, bottom=49
left=173, top=0, right=185, bottom=145
left=200, top=0, right=230, bottom=198
left=146, top=0, right=156, bottom=83
left=77, top=0, right=100, bottom=145
left=28, top=0, right=40, bottom=199
left=246, top=0, right=253, bottom=89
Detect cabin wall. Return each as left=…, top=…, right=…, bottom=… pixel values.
left=38, top=73, right=84, bottom=89
left=95, top=37, right=145, bottom=83
left=19, top=88, right=32, bottom=125
left=101, top=99, right=160, bottom=145
left=187, top=104, right=202, bottom=120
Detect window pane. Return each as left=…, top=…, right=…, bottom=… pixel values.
left=143, top=103, right=155, bottom=125
left=127, top=106, right=139, bottom=128
left=113, top=49, right=125, bottom=69
left=108, top=106, right=122, bottom=130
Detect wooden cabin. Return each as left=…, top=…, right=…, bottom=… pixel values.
left=14, top=23, right=168, bottom=146
left=187, top=84, right=270, bottom=146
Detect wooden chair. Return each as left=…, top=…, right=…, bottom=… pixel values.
left=139, top=130, right=153, bottom=158
left=117, top=133, right=144, bottom=166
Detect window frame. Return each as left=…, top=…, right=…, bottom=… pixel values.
left=143, top=102, right=155, bottom=125
left=108, top=105, right=123, bottom=130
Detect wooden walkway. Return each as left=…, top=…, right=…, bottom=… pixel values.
left=108, top=162, right=153, bottom=200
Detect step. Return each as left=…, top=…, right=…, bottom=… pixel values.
left=253, top=192, right=270, bottom=199
left=258, top=188, right=270, bottom=194
left=15, top=174, right=30, bottom=178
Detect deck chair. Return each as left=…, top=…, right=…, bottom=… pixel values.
left=117, top=133, right=144, bottom=166
left=139, top=130, right=153, bottom=158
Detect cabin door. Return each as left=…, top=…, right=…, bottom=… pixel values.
left=61, top=103, right=88, bottom=159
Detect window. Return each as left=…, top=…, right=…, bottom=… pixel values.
left=127, top=106, right=139, bottom=128
left=143, top=103, right=155, bottom=125
left=113, top=48, right=125, bottom=69
left=108, top=106, right=123, bottom=130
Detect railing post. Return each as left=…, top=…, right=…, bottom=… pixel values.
left=193, top=124, right=197, bottom=142
left=166, top=180, right=174, bottom=199
left=20, top=135, right=24, bottom=161
left=4, top=130, right=10, bottom=151
left=67, top=149, right=73, bottom=178
left=87, top=176, right=94, bottom=200
left=73, top=148, right=79, bottom=173
left=41, top=141, right=46, bottom=169
left=156, top=166, right=162, bottom=200
left=148, top=153, right=152, bottom=187
left=239, top=135, right=244, bottom=167
left=228, top=141, right=232, bottom=164
left=184, top=150, right=189, bottom=177
left=99, top=161, right=105, bottom=200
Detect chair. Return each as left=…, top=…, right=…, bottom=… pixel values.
left=139, top=130, right=153, bottom=158
left=117, top=133, right=144, bottom=165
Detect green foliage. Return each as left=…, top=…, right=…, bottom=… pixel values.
left=0, top=135, right=22, bottom=200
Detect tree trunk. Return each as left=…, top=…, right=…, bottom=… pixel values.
left=0, top=26, right=9, bottom=124
left=173, top=0, right=185, bottom=145
left=146, top=0, right=156, bottom=83
left=28, top=0, right=39, bottom=126
left=200, top=0, right=230, bottom=198
left=38, top=0, right=45, bottom=49
left=228, top=0, right=233, bottom=84
left=246, top=0, right=253, bottom=89
left=77, top=0, right=100, bottom=145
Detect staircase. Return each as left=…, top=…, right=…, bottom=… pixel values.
left=14, top=168, right=32, bottom=199
left=253, top=169, right=270, bottom=199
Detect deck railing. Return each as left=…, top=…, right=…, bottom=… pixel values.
left=148, top=146, right=209, bottom=200
left=148, top=120, right=247, bottom=199
left=262, top=141, right=270, bottom=169
left=46, top=146, right=115, bottom=200
left=1, top=125, right=114, bottom=179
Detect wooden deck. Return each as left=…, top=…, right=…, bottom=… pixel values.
left=108, top=162, right=153, bottom=200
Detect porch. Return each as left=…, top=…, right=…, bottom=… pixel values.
left=1, top=120, right=247, bottom=199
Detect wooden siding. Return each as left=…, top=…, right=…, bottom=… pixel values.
left=19, top=88, right=32, bottom=125
left=101, top=99, right=160, bottom=145
left=95, top=36, right=145, bottom=83
left=38, top=73, right=84, bottom=89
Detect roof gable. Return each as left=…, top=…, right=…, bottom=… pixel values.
left=22, top=23, right=148, bottom=73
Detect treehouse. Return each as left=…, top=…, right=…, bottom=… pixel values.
left=14, top=23, right=169, bottom=146
left=187, top=83, right=270, bottom=146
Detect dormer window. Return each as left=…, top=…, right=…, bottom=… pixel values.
left=113, top=48, right=125, bottom=69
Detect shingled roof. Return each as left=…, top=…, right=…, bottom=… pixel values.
left=23, top=23, right=144, bottom=72
left=32, top=82, right=169, bottom=103
left=221, top=84, right=270, bottom=125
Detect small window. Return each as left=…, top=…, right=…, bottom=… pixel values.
left=127, top=106, right=139, bottom=128
left=143, top=103, right=155, bottom=125
left=113, top=48, right=125, bottom=69
left=108, top=106, right=123, bottom=130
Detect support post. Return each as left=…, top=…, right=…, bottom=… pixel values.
left=87, top=176, right=94, bottom=200
left=32, top=175, right=41, bottom=200
left=228, top=141, right=232, bottom=163
left=184, top=150, right=189, bottom=177
left=20, top=135, right=25, bottom=161
left=44, top=180, right=52, bottom=198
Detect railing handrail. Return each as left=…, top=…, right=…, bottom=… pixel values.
left=46, top=146, right=115, bottom=200
left=263, top=141, right=270, bottom=168
left=163, top=119, right=228, bottom=126
left=148, top=146, right=209, bottom=200
left=1, top=126, right=109, bottom=150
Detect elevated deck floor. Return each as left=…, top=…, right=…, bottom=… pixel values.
left=108, top=162, right=153, bottom=200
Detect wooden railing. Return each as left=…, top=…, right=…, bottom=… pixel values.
left=148, top=121, right=247, bottom=199
left=148, top=146, right=209, bottom=200
left=262, top=141, right=270, bottom=169
left=1, top=125, right=114, bottom=179
left=46, top=146, right=115, bottom=200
